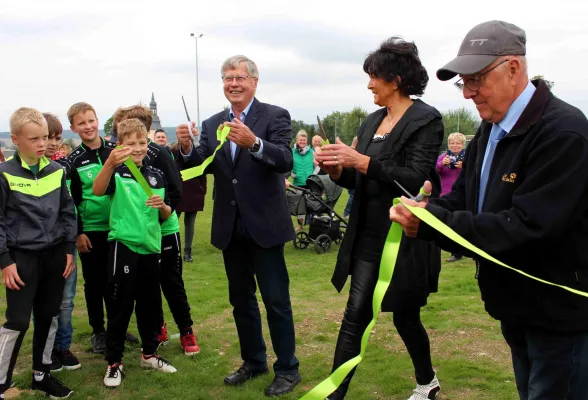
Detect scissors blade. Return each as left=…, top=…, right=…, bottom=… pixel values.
left=182, top=96, right=191, bottom=122
left=316, top=116, right=327, bottom=141
left=394, top=180, right=416, bottom=200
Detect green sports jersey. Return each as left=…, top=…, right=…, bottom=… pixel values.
left=68, top=139, right=117, bottom=233
left=161, top=211, right=180, bottom=236
left=107, top=164, right=169, bottom=255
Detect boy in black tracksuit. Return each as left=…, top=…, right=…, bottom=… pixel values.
left=112, top=106, right=199, bottom=355
left=0, top=107, right=77, bottom=399
left=67, top=102, right=116, bottom=353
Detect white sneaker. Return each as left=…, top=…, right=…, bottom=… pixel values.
left=140, top=355, right=177, bottom=373
left=104, top=363, right=124, bottom=388
left=408, top=375, right=440, bottom=400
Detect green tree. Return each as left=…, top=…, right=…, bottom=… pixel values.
left=531, top=75, right=554, bottom=89
left=440, top=108, right=480, bottom=152
left=320, top=107, right=368, bottom=146
left=103, top=116, right=114, bottom=136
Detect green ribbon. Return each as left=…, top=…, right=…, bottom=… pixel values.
left=300, top=198, right=588, bottom=400
left=116, top=146, right=153, bottom=197
left=181, top=126, right=231, bottom=181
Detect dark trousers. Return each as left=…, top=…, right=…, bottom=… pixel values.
left=79, top=230, right=109, bottom=333
left=105, top=241, right=162, bottom=364
left=159, top=232, right=193, bottom=330
left=0, top=244, right=66, bottom=392
left=177, top=212, right=198, bottom=251
left=331, top=258, right=434, bottom=397
left=222, top=218, right=299, bottom=376
left=501, top=322, right=588, bottom=400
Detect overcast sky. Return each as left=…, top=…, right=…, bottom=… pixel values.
left=1, top=0, right=587, bottom=131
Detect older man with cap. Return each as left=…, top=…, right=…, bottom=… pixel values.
left=390, top=20, right=588, bottom=399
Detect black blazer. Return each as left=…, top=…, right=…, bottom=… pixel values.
left=180, top=98, right=295, bottom=250
left=332, top=99, right=443, bottom=312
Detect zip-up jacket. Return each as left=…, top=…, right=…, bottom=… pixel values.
left=419, top=80, right=588, bottom=332
left=105, top=164, right=170, bottom=254
left=0, top=153, right=77, bottom=269
left=68, top=138, right=116, bottom=234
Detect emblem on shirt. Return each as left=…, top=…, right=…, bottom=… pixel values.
left=502, top=173, right=517, bottom=183
left=149, top=176, right=157, bottom=187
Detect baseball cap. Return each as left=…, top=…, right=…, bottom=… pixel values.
left=437, top=20, right=526, bottom=81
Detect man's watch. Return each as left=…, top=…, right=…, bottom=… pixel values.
left=250, top=137, right=261, bottom=153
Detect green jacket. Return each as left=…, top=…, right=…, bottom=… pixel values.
left=106, top=164, right=170, bottom=255
left=69, top=139, right=116, bottom=234
left=292, top=146, right=314, bottom=187
left=0, top=153, right=77, bottom=268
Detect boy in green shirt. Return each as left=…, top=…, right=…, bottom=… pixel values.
left=0, top=108, right=76, bottom=399
left=93, top=118, right=177, bottom=388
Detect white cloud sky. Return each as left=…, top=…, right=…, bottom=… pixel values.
left=1, top=0, right=587, bottom=131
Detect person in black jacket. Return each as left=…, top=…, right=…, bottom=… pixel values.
left=176, top=55, right=300, bottom=397
left=314, top=37, right=443, bottom=400
left=391, top=21, right=588, bottom=400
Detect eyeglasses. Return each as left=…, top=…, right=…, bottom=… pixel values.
left=454, top=59, right=510, bottom=92
left=222, top=75, right=249, bottom=84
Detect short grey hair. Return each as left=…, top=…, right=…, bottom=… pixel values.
left=221, top=55, right=259, bottom=79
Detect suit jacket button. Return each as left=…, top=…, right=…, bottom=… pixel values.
left=231, top=201, right=236, bottom=206
left=232, top=179, right=238, bottom=184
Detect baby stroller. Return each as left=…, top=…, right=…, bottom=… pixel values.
left=286, top=174, right=347, bottom=254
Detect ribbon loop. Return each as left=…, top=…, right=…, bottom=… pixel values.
left=181, top=125, right=231, bottom=181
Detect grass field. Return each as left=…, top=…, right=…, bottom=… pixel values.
left=1, top=177, right=518, bottom=399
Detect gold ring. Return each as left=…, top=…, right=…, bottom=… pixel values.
left=333, top=155, right=337, bottom=161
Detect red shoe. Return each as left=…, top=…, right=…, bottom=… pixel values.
left=157, top=323, right=169, bottom=347
left=180, top=329, right=200, bottom=356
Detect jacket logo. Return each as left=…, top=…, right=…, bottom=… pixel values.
left=123, top=173, right=132, bottom=178
left=81, top=160, right=90, bottom=165
left=10, top=182, right=31, bottom=188
left=149, top=176, right=157, bottom=186
left=470, top=39, right=488, bottom=46
left=502, top=173, right=517, bottom=183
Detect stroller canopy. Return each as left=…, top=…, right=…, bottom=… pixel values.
left=306, top=174, right=343, bottom=205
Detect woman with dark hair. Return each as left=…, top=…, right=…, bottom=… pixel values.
left=315, top=37, right=443, bottom=399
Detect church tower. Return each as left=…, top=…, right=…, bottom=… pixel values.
left=150, top=92, right=162, bottom=130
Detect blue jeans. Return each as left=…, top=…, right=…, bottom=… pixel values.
left=53, top=255, right=77, bottom=351
left=501, top=322, right=588, bottom=400
left=344, top=189, right=355, bottom=217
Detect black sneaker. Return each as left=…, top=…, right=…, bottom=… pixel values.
left=125, top=332, right=139, bottom=344
left=184, top=249, right=193, bottom=263
left=49, top=349, right=63, bottom=372
left=31, top=373, right=73, bottom=398
left=55, top=349, right=81, bottom=370
left=91, top=332, right=107, bottom=354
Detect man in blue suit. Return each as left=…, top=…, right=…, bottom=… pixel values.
left=176, top=55, right=300, bottom=397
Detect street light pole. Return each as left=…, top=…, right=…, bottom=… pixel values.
left=190, top=33, right=203, bottom=128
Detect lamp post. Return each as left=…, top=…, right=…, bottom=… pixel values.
left=190, top=33, right=203, bottom=128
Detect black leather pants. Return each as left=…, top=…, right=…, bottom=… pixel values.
left=328, top=258, right=435, bottom=399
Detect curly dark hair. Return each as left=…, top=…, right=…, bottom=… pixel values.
left=363, top=37, right=429, bottom=97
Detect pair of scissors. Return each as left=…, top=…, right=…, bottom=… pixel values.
left=394, top=180, right=431, bottom=202
left=181, top=96, right=197, bottom=147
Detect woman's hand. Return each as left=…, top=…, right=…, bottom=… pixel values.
left=442, top=156, right=450, bottom=166
left=315, top=138, right=371, bottom=175
left=313, top=145, right=343, bottom=179
left=456, top=161, right=463, bottom=169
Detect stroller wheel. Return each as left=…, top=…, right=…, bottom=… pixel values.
left=294, top=231, right=310, bottom=250
left=314, top=234, right=332, bottom=254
